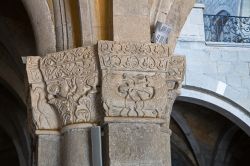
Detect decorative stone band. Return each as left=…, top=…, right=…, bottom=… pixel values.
left=99, top=40, right=170, bottom=72
left=98, top=40, right=185, bottom=121
left=26, top=46, right=101, bottom=131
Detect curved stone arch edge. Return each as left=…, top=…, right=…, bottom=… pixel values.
left=178, top=86, right=250, bottom=136
left=21, top=0, right=56, bottom=56
left=171, top=110, right=206, bottom=166
left=0, top=114, right=30, bottom=166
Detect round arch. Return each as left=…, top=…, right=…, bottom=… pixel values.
left=0, top=84, right=31, bottom=166
left=178, top=86, right=250, bottom=136
left=214, top=7, right=234, bottom=16
left=216, top=10, right=230, bottom=16
left=21, top=0, right=56, bottom=56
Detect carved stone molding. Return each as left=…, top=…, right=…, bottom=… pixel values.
left=98, top=40, right=185, bottom=123
left=26, top=46, right=101, bottom=130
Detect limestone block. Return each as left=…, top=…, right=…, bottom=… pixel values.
left=178, top=6, right=205, bottom=42
left=113, top=0, right=149, bottom=16
left=239, top=50, right=250, bottom=62
left=226, top=75, right=242, bottom=88
left=104, top=123, right=169, bottom=166
left=113, top=0, right=151, bottom=42
left=26, top=46, right=102, bottom=130
left=242, top=77, right=250, bottom=90
left=113, top=15, right=151, bottom=42
left=217, top=62, right=232, bottom=74
left=221, top=51, right=238, bottom=62
left=78, top=0, right=94, bottom=46
left=61, top=128, right=91, bottom=166
left=26, top=57, right=59, bottom=130
left=37, top=134, right=60, bottom=166
left=98, top=40, right=185, bottom=123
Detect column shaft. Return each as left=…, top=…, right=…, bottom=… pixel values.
left=36, top=134, right=60, bottom=166
left=113, top=0, right=150, bottom=42
left=61, top=127, right=92, bottom=166
left=104, top=123, right=169, bottom=166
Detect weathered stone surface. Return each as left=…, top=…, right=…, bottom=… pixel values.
left=113, top=0, right=151, bottom=42
left=98, top=40, right=185, bottom=122
left=113, top=0, right=149, bottom=16
left=165, top=0, right=195, bottom=53
left=99, top=40, right=185, bottom=166
left=37, top=134, right=60, bottom=166
left=104, top=123, right=169, bottom=166
left=27, top=46, right=101, bottom=166
left=113, top=15, right=151, bottom=42
left=26, top=46, right=101, bottom=130
left=26, top=57, right=59, bottom=130
left=78, top=0, right=96, bottom=46
left=61, top=128, right=92, bottom=166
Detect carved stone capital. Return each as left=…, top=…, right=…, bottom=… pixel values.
left=98, top=40, right=185, bottom=123
left=26, top=46, right=101, bottom=131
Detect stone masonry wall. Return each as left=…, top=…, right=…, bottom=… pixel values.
left=175, top=3, right=250, bottom=114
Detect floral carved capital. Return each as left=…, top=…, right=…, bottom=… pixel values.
left=98, top=40, right=185, bottom=122
left=26, top=46, right=101, bottom=130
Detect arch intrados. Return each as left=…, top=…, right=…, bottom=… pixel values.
left=20, top=0, right=56, bottom=56
left=0, top=113, right=28, bottom=166
left=171, top=111, right=206, bottom=166
left=177, top=95, right=250, bottom=136
left=216, top=10, right=230, bottom=16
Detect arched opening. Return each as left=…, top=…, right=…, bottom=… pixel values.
left=0, top=127, right=19, bottom=166
left=216, top=10, right=230, bottom=16
left=213, top=10, right=230, bottom=42
left=0, top=0, right=36, bottom=166
left=170, top=101, right=250, bottom=166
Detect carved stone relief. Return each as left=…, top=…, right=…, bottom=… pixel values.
left=27, top=42, right=185, bottom=129
left=26, top=46, right=101, bottom=130
left=98, top=40, right=185, bottom=120
left=27, top=56, right=59, bottom=130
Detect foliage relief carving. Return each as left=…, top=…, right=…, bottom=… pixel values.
left=27, top=47, right=100, bottom=129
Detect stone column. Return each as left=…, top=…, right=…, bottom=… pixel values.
left=26, top=46, right=101, bottom=166
left=112, top=0, right=150, bottom=42
left=98, top=40, right=185, bottom=165
left=26, top=56, right=61, bottom=166
left=99, top=0, right=185, bottom=165
left=36, top=132, right=60, bottom=166
left=60, top=124, right=94, bottom=166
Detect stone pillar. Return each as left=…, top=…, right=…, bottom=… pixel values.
left=60, top=124, right=93, bottom=166
left=26, top=1, right=187, bottom=165
left=26, top=56, right=61, bottom=166
left=98, top=40, right=185, bottom=165
left=36, top=132, right=60, bottom=166
left=99, top=1, right=185, bottom=165
left=112, top=0, right=150, bottom=42
left=26, top=46, right=101, bottom=166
